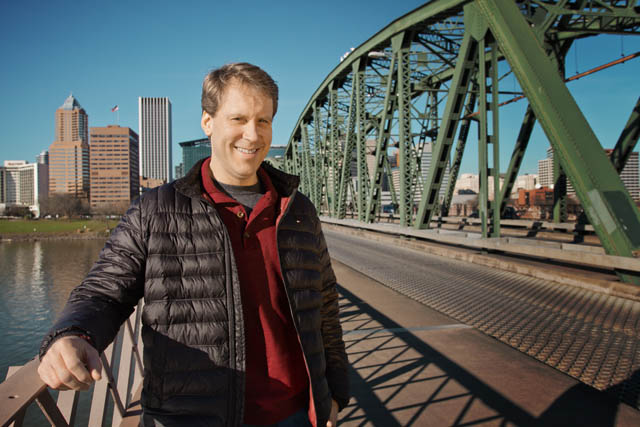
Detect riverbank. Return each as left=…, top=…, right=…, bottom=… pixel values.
left=0, top=219, right=118, bottom=241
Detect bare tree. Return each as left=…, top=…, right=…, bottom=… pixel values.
left=39, top=194, right=90, bottom=218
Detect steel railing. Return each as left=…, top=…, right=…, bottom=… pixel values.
left=0, top=301, right=144, bottom=427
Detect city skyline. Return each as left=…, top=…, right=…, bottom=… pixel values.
left=2, top=1, right=639, bottom=178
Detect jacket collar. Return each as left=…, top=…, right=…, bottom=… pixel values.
left=174, top=157, right=300, bottom=199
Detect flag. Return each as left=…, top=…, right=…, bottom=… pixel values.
left=111, top=105, right=119, bottom=112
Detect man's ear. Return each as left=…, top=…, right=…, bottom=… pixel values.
left=201, top=111, right=213, bottom=137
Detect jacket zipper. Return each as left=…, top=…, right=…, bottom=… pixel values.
left=201, top=197, right=243, bottom=426
left=274, top=189, right=319, bottom=427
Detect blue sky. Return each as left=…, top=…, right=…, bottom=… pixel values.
left=1, top=0, right=639, bottom=177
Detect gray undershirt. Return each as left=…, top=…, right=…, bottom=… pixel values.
left=215, top=180, right=265, bottom=217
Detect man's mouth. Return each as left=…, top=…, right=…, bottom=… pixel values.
left=235, top=147, right=259, bottom=154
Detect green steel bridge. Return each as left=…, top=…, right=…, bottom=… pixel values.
left=4, top=1, right=640, bottom=425
left=280, top=0, right=640, bottom=285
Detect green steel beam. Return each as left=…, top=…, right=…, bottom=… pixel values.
left=478, top=34, right=500, bottom=237
left=489, top=38, right=501, bottom=237
left=336, top=61, right=362, bottom=219
left=328, top=84, right=340, bottom=215
left=385, top=158, right=398, bottom=208
left=356, top=63, right=370, bottom=221
left=415, top=28, right=477, bottom=229
left=394, top=32, right=414, bottom=226
left=312, top=103, right=325, bottom=212
left=365, top=40, right=399, bottom=223
left=476, top=0, right=640, bottom=284
left=300, top=125, right=315, bottom=205
left=443, top=90, right=477, bottom=215
left=611, top=96, right=640, bottom=173
left=553, top=154, right=568, bottom=223
left=499, top=105, right=536, bottom=214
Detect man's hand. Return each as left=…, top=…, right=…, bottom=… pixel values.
left=37, top=336, right=102, bottom=391
left=326, top=399, right=339, bottom=427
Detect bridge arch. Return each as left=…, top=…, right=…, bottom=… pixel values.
left=282, top=0, right=640, bottom=284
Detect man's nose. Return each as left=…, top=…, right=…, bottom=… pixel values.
left=243, top=121, right=259, bottom=142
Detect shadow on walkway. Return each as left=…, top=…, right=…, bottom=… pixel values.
left=336, top=284, right=627, bottom=426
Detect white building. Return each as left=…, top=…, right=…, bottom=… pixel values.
left=541, top=147, right=638, bottom=199
left=0, top=160, right=46, bottom=216
left=511, top=174, right=538, bottom=195
left=455, top=173, right=479, bottom=194
left=453, top=172, right=505, bottom=200
left=388, top=142, right=451, bottom=207
left=139, top=97, right=172, bottom=184
left=538, top=157, right=553, bottom=188
left=615, top=150, right=639, bottom=200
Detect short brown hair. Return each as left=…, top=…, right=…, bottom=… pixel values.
left=201, top=62, right=279, bottom=118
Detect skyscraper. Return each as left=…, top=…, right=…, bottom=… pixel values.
left=540, top=147, right=637, bottom=199
left=607, top=149, right=639, bottom=200
left=36, top=150, right=49, bottom=198
left=139, top=97, right=172, bottom=185
left=89, top=125, right=140, bottom=210
left=179, top=137, right=209, bottom=174
left=48, top=94, right=89, bottom=198
left=0, top=161, right=41, bottom=216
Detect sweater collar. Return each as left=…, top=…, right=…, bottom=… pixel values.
left=174, top=157, right=300, bottom=199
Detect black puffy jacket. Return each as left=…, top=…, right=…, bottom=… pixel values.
left=41, top=160, right=349, bottom=426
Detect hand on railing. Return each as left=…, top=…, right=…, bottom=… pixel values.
left=37, top=336, right=103, bottom=391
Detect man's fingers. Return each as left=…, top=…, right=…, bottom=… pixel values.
left=51, top=351, right=89, bottom=390
left=38, top=336, right=100, bottom=391
left=85, top=346, right=103, bottom=381
left=60, top=346, right=93, bottom=387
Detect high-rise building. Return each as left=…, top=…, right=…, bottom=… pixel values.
left=607, top=149, right=639, bottom=200
left=537, top=157, right=553, bottom=188
left=36, top=150, right=49, bottom=198
left=511, top=174, right=538, bottom=195
left=415, top=142, right=450, bottom=203
left=179, top=137, right=209, bottom=175
left=48, top=94, right=90, bottom=198
left=540, top=147, right=638, bottom=200
left=89, top=125, right=140, bottom=210
left=139, top=97, right=172, bottom=184
left=175, top=163, right=184, bottom=180
left=0, top=161, right=42, bottom=216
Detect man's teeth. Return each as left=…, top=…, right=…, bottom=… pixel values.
left=236, top=147, right=258, bottom=154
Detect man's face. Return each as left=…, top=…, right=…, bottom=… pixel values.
left=201, top=80, right=273, bottom=186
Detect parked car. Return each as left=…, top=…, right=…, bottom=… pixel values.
left=502, top=206, right=519, bottom=219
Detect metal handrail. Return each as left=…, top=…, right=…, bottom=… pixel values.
left=0, top=301, right=144, bottom=427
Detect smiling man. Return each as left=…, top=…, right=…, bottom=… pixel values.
left=38, top=63, right=349, bottom=427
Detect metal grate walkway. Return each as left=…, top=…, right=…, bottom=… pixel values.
left=324, top=229, right=640, bottom=409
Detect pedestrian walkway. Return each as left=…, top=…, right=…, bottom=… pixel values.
left=333, top=260, right=640, bottom=426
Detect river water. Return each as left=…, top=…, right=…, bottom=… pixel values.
left=0, top=239, right=106, bottom=424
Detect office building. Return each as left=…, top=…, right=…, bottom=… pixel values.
left=139, top=97, right=172, bottom=184
left=175, top=163, right=184, bottom=180
left=89, top=125, right=140, bottom=210
left=607, top=149, right=639, bottom=200
left=0, top=161, right=44, bottom=216
left=48, top=94, right=90, bottom=198
left=36, top=150, right=49, bottom=198
left=512, top=174, right=537, bottom=194
left=541, top=147, right=638, bottom=199
left=179, top=137, right=209, bottom=174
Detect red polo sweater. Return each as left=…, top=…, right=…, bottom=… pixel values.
left=201, top=158, right=310, bottom=424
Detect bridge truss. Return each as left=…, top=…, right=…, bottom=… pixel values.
left=282, top=0, right=640, bottom=284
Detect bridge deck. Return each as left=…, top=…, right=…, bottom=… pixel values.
left=328, top=229, right=640, bottom=425
left=333, top=260, right=640, bottom=426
